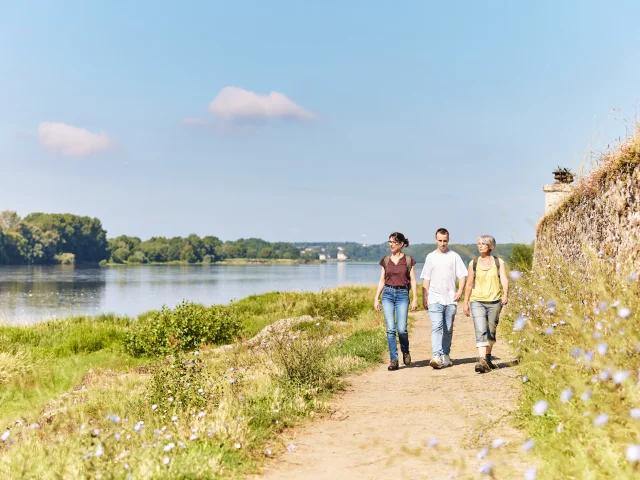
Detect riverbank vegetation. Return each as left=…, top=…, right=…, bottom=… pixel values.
left=502, top=255, right=640, bottom=479
left=0, top=286, right=387, bottom=478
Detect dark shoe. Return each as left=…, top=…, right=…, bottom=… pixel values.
left=475, top=357, right=490, bottom=373
left=485, top=354, right=497, bottom=370
left=403, top=352, right=412, bottom=366
left=388, top=360, right=399, bottom=371
left=429, top=356, right=443, bottom=370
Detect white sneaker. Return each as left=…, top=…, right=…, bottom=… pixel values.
left=442, top=354, right=453, bottom=367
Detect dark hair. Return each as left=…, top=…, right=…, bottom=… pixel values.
left=389, top=232, right=409, bottom=248
left=435, top=228, right=449, bottom=238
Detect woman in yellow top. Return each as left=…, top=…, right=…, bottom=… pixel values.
left=463, top=235, right=509, bottom=373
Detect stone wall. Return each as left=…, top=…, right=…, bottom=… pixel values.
left=535, top=131, right=640, bottom=276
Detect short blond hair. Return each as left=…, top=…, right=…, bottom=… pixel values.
left=477, top=234, right=496, bottom=252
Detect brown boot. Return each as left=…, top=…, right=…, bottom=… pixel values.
left=388, top=359, right=399, bottom=371
left=474, top=357, right=490, bottom=373
left=485, top=354, right=497, bottom=370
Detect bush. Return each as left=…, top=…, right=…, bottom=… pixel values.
left=270, top=332, right=328, bottom=389
left=122, top=301, right=243, bottom=357
left=146, top=352, right=207, bottom=412
left=306, top=288, right=370, bottom=321
left=336, top=328, right=386, bottom=363
left=54, top=252, right=75, bottom=265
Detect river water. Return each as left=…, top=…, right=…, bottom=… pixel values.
left=0, top=263, right=423, bottom=324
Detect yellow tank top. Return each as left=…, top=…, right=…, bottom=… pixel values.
left=469, top=257, right=503, bottom=302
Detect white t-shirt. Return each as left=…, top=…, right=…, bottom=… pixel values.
left=420, top=250, right=468, bottom=305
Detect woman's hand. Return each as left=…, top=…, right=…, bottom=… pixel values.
left=463, top=302, right=470, bottom=317
left=374, top=298, right=381, bottom=312
left=501, top=295, right=508, bottom=306
left=410, top=299, right=418, bottom=312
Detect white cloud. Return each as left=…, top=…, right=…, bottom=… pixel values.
left=208, top=87, right=315, bottom=124
left=38, top=122, right=113, bottom=157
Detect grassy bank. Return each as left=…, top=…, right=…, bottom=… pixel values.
left=502, top=256, right=640, bottom=478
left=0, top=286, right=389, bottom=478
left=99, top=258, right=324, bottom=267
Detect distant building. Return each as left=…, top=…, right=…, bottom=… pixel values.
left=337, top=247, right=348, bottom=261
left=319, top=254, right=327, bottom=261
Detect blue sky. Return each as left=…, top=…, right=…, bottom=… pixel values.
left=1, top=0, right=639, bottom=245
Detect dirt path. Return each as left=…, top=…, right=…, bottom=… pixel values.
left=257, top=310, right=529, bottom=480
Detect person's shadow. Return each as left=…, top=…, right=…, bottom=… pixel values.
left=400, top=357, right=519, bottom=369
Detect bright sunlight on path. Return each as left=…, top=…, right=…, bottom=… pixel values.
left=257, top=310, right=529, bottom=480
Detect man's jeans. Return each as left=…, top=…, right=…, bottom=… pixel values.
left=470, top=300, right=502, bottom=347
left=381, top=286, right=410, bottom=361
left=427, top=303, right=456, bottom=357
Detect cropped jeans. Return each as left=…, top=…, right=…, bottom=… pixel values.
left=427, top=303, right=456, bottom=357
left=470, top=300, right=502, bottom=347
left=381, top=286, right=410, bottom=362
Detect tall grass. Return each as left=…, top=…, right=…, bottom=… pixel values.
left=0, top=287, right=387, bottom=479
left=503, top=253, right=640, bottom=479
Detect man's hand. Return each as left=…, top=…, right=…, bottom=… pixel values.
left=463, top=302, right=470, bottom=317
left=453, top=290, right=463, bottom=302
left=374, top=299, right=381, bottom=312
left=501, top=294, right=509, bottom=306
left=410, top=299, right=418, bottom=312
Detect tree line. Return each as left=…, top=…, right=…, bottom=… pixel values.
left=0, top=211, right=301, bottom=265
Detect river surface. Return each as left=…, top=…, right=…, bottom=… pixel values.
left=0, top=263, right=424, bottom=324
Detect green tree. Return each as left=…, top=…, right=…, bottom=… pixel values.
left=508, top=243, right=534, bottom=271
left=180, top=245, right=198, bottom=263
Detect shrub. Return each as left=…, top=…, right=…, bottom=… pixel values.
left=54, top=253, right=75, bottom=265
left=270, top=331, right=329, bottom=389
left=336, top=328, right=386, bottom=363
left=122, top=301, right=243, bottom=357
left=146, top=352, right=207, bottom=412
left=306, top=288, right=370, bottom=321
left=508, top=243, right=534, bottom=271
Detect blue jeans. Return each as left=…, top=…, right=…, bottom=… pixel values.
left=428, top=303, right=456, bottom=357
left=381, top=286, right=410, bottom=361
left=470, top=300, right=502, bottom=347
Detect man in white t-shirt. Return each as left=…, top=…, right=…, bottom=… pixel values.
left=420, top=228, right=468, bottom=369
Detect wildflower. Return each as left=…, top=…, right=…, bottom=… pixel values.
left=597, top=343, right=608, bottom=355
left=513, top=316, right=526, bottom=331
left=581, top=389, right=592, bottom=401
left=152, top=404, right=158, bottom=411
left=193, top=350, right=199, bottom=355
left=168, top=397, right=173, bottom=403
left=570, top=348, right=582, bottom=358
left=163, top=457, right=170, bottom=465
left=478, top=462, right=493, bottom=475
left=92, top=429, right=101, bottom=437
left=189, top=434, right=197, bottom=441
left=522, top=375, right=528, bottom=383
left=265, top=448, right=272, bottom=455
left=164, top=442, right=175, bottom=452
left=630, top=408, right=640, bottom=419
left=627, top=444, right=640, bottom=462
left=198, top=388, right=204, bottom=393
left=509, top=270, right=523, bottom=280
left=613, top=370, right=630, bottom=384
left=171, top=416, right=178, bottom=422
left=626, top=272, right=639, bottom=281
left=230, top=378, right=236, bottom=384
left=561, top=388, right=573, bottom=403
left=95, top=443, right=103, bottom=457
left=315, top=322, right=320, bottom=326
left=235, top=443, right=242, bottom=449
left=491, top=438, right=505, bottom=448
left=107, top=414, right=120, bottom=424
left=477, top=447, right=489, bottom=459
left=1, top=431, right=9, bottom=442
left=521, top=439, right=535, bottom=451
left=532, top=400, right=548, bottom=416
left=287, top=444, right=296, bottom=452
left=273, top=409, right=279, bottom=413
left=551, top=364, right=557, bottom=370
left=545, top=327, right=555, bottom=335
left=618, top=307, right=631, bottom=319
left=556, top=424, right=563, bottom=433
left=124, top=463, right=130, bottom=470
left=525, top=466, right=537, bottom=480
left=133, top=421, right=144, bottom=432
left=600, top=369, right=611, bottom=381
left=198, top=411, right=205, bottom=418
left=428, top=438, right=438, bottom=447
left=594, top=413, right=609, bottom=427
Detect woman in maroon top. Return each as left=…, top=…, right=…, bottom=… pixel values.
left=374, top=232, right=418, bottom=370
